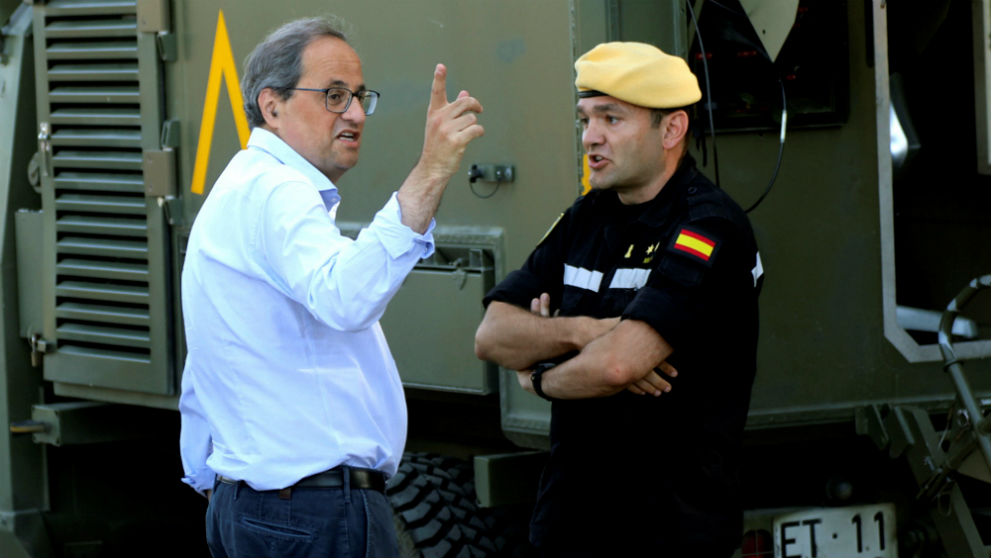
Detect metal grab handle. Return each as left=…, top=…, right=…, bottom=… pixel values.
left=937, top=274, right=991, bottom=467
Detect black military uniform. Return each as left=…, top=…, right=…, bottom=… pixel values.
left=484, top=156, right=762, bottom=557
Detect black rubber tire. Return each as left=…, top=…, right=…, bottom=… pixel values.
left=387, top=452, right=527, bottom=558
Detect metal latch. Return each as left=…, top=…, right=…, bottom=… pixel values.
left=37, top=122, right=51, bottom=178
left=28, top=333, right=49, bottom=367
left=468, top=164, right=515, bottom=184
left=145, top=120, right=179, bottom=195
left=143, top=150, right=176, bottom=198
left=137, top=0, right=176, bottom=61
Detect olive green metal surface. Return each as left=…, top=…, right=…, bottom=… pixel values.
left=160, top=0, right=990, bottom=438
left=0, top=6, right=48, bottom=557
left=32, top=0, right=175, bottom=397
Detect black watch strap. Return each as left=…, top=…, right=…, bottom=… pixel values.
left=530, top=362, right=555, bottom=401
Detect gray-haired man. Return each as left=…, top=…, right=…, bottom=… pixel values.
left=179, top=16, right=484, bottom=557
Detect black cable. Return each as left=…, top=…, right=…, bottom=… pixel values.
left=470, top=179, right=501, bottom=199
left=744, top=77, right=787, bottom=213
left=686, top=0, right=720, bottom=188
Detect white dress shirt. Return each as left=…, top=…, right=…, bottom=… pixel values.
left=179, top=127, right=433, bottom=494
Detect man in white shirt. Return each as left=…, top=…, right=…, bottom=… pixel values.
left=178, top=16, right=484, bottom=557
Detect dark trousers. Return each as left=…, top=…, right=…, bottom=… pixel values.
left=205, top=474, right=399, bottom=558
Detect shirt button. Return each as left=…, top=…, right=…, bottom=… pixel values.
left=688, top=186, right=697, bottom=194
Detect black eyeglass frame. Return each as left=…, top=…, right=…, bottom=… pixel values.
left=282, top=86, right=380, bottom=115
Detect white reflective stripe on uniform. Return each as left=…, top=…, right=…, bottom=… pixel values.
left=563, top=264, right=603, bottom=292
left=752, top=251, right=764, bottom=288
left=608, top=267, right=652, bottom=290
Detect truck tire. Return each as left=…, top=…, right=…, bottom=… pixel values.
left=387, top=452, right=521, bottom=558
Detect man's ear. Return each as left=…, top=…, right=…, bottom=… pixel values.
left=258, top=87, right=281, bottom=129
left=662, top=110, right=689, bottom=151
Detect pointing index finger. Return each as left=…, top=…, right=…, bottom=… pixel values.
left=429, top=63, right=448, bottom=112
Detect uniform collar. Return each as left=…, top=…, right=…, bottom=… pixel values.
left=591, top=155, right=700, bottom=227
left=246, top=127, right=339, bottom=196
left=638, top=154, right=699, bottom=223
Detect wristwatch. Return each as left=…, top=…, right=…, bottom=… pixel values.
left=530, top=362, right=555, bottom=401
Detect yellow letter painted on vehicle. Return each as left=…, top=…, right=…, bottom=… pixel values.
left=191, top=10, right=250, bottom=195
left=581, top=154, right=591, bottom=195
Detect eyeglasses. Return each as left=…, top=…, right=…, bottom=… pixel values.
left=284, top=86, right=380, bottom=115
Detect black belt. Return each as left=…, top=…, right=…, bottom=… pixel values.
left=218, top=467, right=386, bottom=498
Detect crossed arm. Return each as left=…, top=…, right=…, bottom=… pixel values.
left=474, top=296, right=676, bottom=399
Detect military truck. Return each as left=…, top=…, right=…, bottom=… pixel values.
left=0, top=0, right=988, bottom=556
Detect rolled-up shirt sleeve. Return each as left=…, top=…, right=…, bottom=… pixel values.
left=371, top=192, right=435, bottom=259
left=260, top=186, right=433, bottom=332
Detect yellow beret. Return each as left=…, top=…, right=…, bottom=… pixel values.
left=575, top=42, right=702, bottom=108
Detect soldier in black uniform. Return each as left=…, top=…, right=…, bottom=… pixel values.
left=474, top=42, right=763, bottom=557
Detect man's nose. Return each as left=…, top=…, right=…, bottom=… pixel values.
left=342, top=97, right=367, bottom=124
left=582, top=125, right=603, bottom=149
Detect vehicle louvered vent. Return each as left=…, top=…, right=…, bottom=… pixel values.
left=43, top=1, right=151, bottom=364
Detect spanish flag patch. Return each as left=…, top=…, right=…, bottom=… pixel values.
left=672, top=228, right=717, bottom=262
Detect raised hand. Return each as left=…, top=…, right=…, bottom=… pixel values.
left=419, top=64, right=485, bottom=182
left=398, top=64, right=485, bottom=233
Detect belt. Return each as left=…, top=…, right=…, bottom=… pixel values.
left=218, top=467, right=386, bottom=498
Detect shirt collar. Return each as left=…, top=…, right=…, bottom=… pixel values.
left=246, top=127, right=338, bottom=194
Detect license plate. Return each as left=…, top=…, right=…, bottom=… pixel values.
left=773, top=504, right=897, bottom=558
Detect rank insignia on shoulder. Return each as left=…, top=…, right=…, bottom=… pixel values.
left=671, top=227, right=717, bottom=263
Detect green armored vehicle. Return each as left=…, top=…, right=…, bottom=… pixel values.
left=0, top=0, right=988, bottom=556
